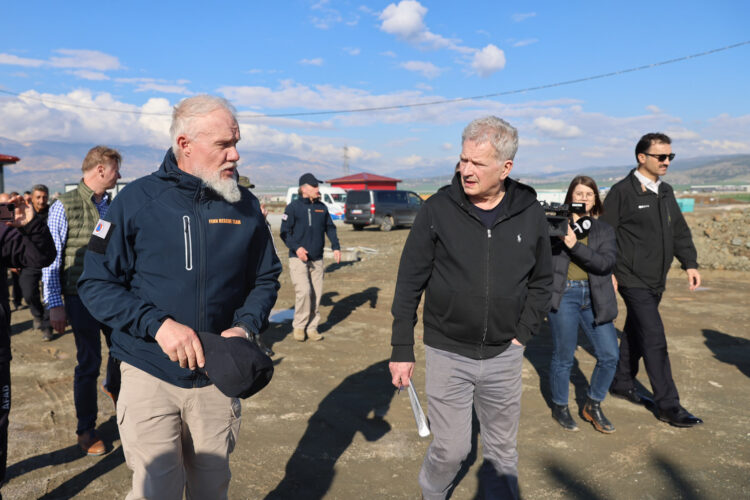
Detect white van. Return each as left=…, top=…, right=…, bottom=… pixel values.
left=285, top=186, right=348, bottom=220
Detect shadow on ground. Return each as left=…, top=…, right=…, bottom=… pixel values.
left=318, top=287, right=379, bottom=333
left=703, top=329, right=750, bottom=378
left=542, top=451, right=707, bottom=500
left=264, top=359, right=395, bottom=500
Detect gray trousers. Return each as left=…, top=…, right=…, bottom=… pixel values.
left=420, top=344, right=524, bottom=500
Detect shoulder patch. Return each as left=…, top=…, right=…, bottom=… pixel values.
left=88, top=219, right=114, bottom=254
left=281, top=214, right=288, bottom=221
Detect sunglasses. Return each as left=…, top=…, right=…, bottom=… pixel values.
left=643, top=153, right=676, bottom=162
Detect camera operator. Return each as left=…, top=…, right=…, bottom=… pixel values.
left=547, top=176, right=619, bottom=434
left=0, top=193, right=56, bottom=488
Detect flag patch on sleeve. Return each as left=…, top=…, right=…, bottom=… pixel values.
left=88, top=219, right=114, bottom=254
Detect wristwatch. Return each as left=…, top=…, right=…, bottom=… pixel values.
left=233, top=323, right=255, bottom=341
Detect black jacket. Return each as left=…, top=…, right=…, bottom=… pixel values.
left=78, top=149, right=282, bottom=388
left=550, top=218, right=618, bottom=325
left=280, top=197, right=340, bottom=260
left=600, top=169, right=697, bottom=292
left=391, top=174, right=553, bottom=362
left=1, top=215, right=56, bottom=362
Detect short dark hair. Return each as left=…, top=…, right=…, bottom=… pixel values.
left=564, top=175, right=603, bottom=217
left=32, top=184, right=49, bottom=195
left=635, top=132, right=671, bottom=162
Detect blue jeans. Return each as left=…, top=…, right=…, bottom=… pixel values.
left=548, top=280, right=619, bottom=405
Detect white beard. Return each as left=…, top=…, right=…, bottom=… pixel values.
left=197, top=165, right=241, bottom=203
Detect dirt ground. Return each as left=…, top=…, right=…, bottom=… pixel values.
left=3, top=207, right=750, bottom=499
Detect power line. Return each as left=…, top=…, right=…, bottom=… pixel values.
left=1, top=40, right=747, bottom=119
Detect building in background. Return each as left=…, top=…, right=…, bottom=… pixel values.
left=327, top=172, right=400, bottom=191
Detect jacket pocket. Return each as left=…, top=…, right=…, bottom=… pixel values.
left=425, top=287, right=485, bottom=342
left=485, top=295, right=522, bottom=345
left=183, top=215, right=193, bottom=271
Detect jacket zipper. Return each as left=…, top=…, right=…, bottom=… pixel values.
left=182, top=216, right=193, bottom=271
left=308, top=207, right=312, bottom=226
left=196, top=189, right=207, bottom=335
left=481, top=228, right=491, bottom=356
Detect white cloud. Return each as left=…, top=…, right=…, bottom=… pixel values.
left=441, top=142, right=453, bottom=151
left=0, top=53, right=45, bottom=67
left=471, top=44, right=506, bottom=77
left=533, top=117, right=583, bottom=138
left=0, top=89, right=170, bottom=147
left=415, top=82, right=432, bottom=91
left=70, top=70, right=110, bottom=81
left=380, top=51, right=397, bottom=58
left=512, top=12, right=536, bottom=22
left=48, top=49, right=121, bottom=71
left=401, top=61, right=443, bottom=79
left=646, top=105, right=662, bottom=114
left=300, top=58, right=324, bottom=66
left=0, top=49, right=121, bottom=72
left=133, top=83, right=192, bottom=95
left=699, top=139, right=750, bottom=153
left=400, top=154, right=424, bottom=166
left=379, top=1, right=427, bottom=39
left=379, top=1, right=471, bottom=54
left=512, top=38, right=538, bottom=48
left=343, top=47, right=361, bottom=56
left=310, top=0, right=358, bottom=29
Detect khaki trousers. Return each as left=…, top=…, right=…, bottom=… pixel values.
left=289, top=257, right=325, bottom=332
left=117, top=362, right=241, bottom=500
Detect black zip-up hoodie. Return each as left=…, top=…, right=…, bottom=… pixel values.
left=78, top=149, right=282, bottom=388
left=391, top=174, right=553, bottom=362
left=600, top=169, right=698, bottom=292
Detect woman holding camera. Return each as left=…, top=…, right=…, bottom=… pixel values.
left=548, top=175, right=619, bottom=433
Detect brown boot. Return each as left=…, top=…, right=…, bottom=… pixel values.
left=78, top=429, right=106, bottom=456
left=293, top=328, right=306, bottom=342
left=307, top=329, right=324, bottom=341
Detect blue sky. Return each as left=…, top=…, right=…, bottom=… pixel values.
left=1, top=0, right=748, bottom=180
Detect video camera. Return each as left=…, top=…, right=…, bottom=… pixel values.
left=540, top=201, right=587, bottom=237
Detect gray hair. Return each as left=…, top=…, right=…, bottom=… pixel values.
left=461, top=116, right=519, bottom=162
left=170, top=95, right=237, bottom=153
left=32, top=184, right=49, bottom=194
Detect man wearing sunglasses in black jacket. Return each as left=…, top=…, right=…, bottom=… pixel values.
left=601, top=132, right=703, bottom=428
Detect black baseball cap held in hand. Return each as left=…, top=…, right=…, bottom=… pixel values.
left=298, top=172, right=323, bottom=187
left=197, top=331, right=274, bottom=399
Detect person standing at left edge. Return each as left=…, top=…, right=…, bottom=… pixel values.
left=280, top=173, right=341, bottom=342
left=0, top=194, right=56, bottom=493
left=78, top=95, right=281, bottom=500
left=390, top=116, right=552, bottom=499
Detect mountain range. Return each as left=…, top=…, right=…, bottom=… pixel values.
left=2, top=136, right=749, bottom=194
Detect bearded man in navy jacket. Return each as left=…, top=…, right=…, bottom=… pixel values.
left=79, top=95, right=281, bottom=499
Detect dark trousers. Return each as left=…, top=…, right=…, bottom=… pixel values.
left=0, top=361, right=9, bottom=485
left=611, top=286, right=680, bottom=409
left=19, top=268, right=48, bottom=329
left=65, top=294, right=120, bottom=435
left=10, top=272, right=22, bottom=309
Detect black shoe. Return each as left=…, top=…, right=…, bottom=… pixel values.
left=551, top=403, right=579, bottom=431
left=41, top=328, right=54, bottom=342
left=658, top=406, right=703, bottom=428
left=609, top=387, right=650, bottom=405
left=582, top=398, right=615, bottom=434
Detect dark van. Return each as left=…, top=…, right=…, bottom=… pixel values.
left=344, top=190, right=423, bottom=231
